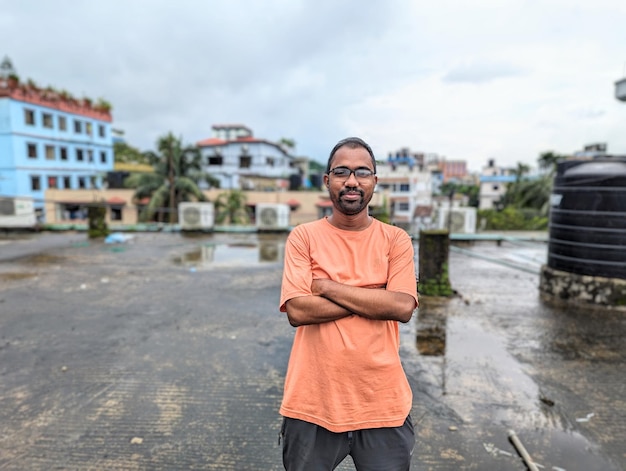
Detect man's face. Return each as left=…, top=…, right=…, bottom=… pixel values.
left=324, top=146, right=378, bottom=216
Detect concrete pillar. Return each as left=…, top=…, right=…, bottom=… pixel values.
left=419, top=230, right=453, bottom=297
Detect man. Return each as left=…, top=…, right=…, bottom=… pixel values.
left=279, top=137, right=419, bottom=470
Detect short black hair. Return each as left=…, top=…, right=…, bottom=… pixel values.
left=326, top=137, right=376, bottom=174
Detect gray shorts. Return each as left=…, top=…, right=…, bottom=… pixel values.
left=280, top=416, right=415, bottom=470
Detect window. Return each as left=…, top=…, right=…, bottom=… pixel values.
left=27, top=143, right=37, bottom=158
left=98, top=125, right=105, bottom=138
left=85, top=122, right=92, bottom=135
left=110, top=206, right=123, bottom=221
left=266, top=157, right=275, bottom=167
left=78, top=177, right=86, bottom=189
left=399, top=184, right=410, bottom=192
left=239, top=155, right=252, bottom=168
left=58, top=116, right=67, bottom=131
left=63, top=176, right=71, bottom=189
left=90, top=176, right=97, bottom=188
left=74, top=120, right=82, bottom=133
left=493, top=185, right=499, bottom=191
left=45, top=145, right=55, bottom=160
left=208, top=155, right=223, bottom=165
left=31, top=176, right=41, bottom=191
left=100, top=151, right=107, bottom=163
left=88, top=150, right=94, bottom=162
left=24, top=109, right=35, bottom=125
left=42, top=113, right=54, bottom=128
left=60, top=147, right=68, bottom=160
left=48, top=176, right=58, bottom=189
left=398, top=202, right=409, bottom=211
left=76, top=149, right=84, bottom=161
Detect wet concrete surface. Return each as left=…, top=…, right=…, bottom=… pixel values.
left=0, top=232, right=624, bottom=470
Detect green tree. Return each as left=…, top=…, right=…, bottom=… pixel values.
left=498, top=162, right=531, bottom=209
left=538, top=151, right=565, bottom=173
left=215, top=190, right=250, bottom=225
left=440, top=182, right=480, bottom=207
left=278, top=138, right=296, bottom=153
left=124, top=133, right=216, bottom=223
left=478, top=207, right=548, bottom=230
left=114, top=141, right=150, bottom=165
left=370, top=194, right=390, bottom=224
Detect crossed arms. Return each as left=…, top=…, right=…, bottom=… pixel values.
left=284, top=278, right=416, bottom=327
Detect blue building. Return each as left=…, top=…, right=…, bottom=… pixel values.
left=0, top=58, right=114, bottom=221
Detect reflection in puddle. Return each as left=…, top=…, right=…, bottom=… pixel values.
left=410, top=299, right=622, bottom=470
left=173, top=240, right=285, bottom=269
left=0, top=272, right=38, bottom=281
left=416, top=310, right=446, bottom=356
left=414, top=297, right=556, bottom=426
left=18, top=253, right=65, bottom=264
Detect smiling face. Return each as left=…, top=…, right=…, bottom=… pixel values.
left=324, top=145, right=378, bottom=217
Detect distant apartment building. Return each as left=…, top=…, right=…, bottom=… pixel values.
left=478, top=159, right=516, bottom=209
left=0, top=57, right=114, bottom=221
left=441, top=159, right=468, bottom=183
left=423, top=153, right=471, bottom=192
left=377, top=149, right=433, bottom=233
left=197, top=124, right=304, bottom=191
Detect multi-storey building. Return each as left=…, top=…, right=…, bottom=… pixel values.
left=0, top=58, right=114, bottom=221
left=377, top=149, right=433, bottom=233
left=441, top=159, right=468, bottom=183
left=197, top=124, right=303, bottom=191
left=478, top=159, right=516, bottom=209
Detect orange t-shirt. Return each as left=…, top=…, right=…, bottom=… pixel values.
left=279, top=217, right=418, bottom=433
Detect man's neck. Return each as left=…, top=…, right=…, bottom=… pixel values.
left=327, top=213, right=372, bottom=231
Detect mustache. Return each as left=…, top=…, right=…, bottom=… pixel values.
left=339, top=188, right=364, bottom=198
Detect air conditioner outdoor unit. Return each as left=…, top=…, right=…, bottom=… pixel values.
left=256, top=203, right=290, bottom=231
left=0, top=197, right=36, bottom=228
left=179, top=202, right=214, bottom=231
left=436, top=207, right=477, bottom=234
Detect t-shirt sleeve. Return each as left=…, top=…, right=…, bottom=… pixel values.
left=279, top=226, right=313, bottom=312
left=386, top=230, right=419, bottom=307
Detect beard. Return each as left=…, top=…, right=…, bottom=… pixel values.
left=329, top=188, right=372, bottom=216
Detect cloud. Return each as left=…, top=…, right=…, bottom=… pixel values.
left=442, top=61, right=527, bottom=84
left=2, top=0, right=626, bottom=171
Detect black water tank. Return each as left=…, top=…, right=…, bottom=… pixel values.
left=548, top=157, right=626, bottom=279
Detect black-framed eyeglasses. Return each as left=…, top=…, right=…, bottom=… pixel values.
left=328, top=166, right=375, bottom=180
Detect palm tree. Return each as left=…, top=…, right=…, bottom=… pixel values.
left=214, top=190, right=250, bottom=225
left=278, top=137, right=296, bottom=153
left=125, top=133, right=217, bottom=223
left=498, top=161, right=553, bottom=216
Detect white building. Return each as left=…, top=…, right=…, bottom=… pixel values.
left=197, top=124, right=303, bottom=191
left=376, top=158, right=433, bottom=234
left=478, top=159, right=516, bottom=210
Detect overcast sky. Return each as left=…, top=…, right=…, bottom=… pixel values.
left=3, top=0, right=626, bottom=171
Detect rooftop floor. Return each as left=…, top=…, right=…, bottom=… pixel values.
left=0, top=232, right=624, bottom=470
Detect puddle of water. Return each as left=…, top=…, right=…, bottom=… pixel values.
left=405, top=301, right=623, bottom=471
left=19, top=253, right=65, bottom=264
left=173, top=241, right=285, bottom=269
left=513, top=428, right=622, bottom=471
left=409, top=299, right=556, bottom=428
left=442, top=316, right=546, bottom=424
left=0, top=272, right=38, bottom=281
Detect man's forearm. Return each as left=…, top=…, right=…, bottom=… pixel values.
left=284, top=295, right=353, bottom=327
left=312, top=279, right=415, bottom=323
